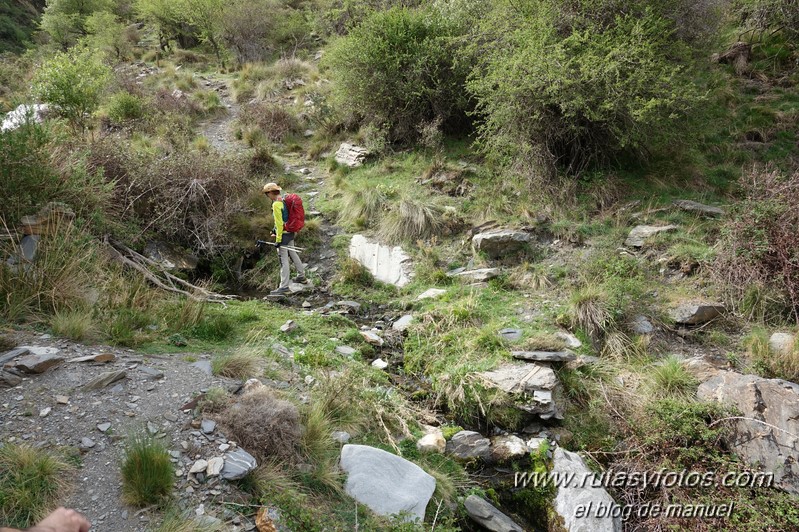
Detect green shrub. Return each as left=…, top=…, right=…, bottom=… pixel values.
left=641, top=398, right=733, bottom=466
left=191, top=313, right=235, bottom=341
left=324, top=6, right=469, bottom=144
left=32, top=47, right=112, bottom=132
left=466, top=0, right=706, bottom=173
left=107, top=92, right=145, bottom=123
left=0, top=123, right=112, bottom=227
left=0, top=444, right=71, bottom=528
left=120, top=433, right=173, bottom=506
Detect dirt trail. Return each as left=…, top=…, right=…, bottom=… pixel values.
left=196, top=76, right=241, bottom=154
left=1, top=332, right=256, bottom=531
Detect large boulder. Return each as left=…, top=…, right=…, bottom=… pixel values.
left=1, top=104, right=50, bottom=132
left=670, top=303, right=725, bottom=325
left=552, top=448, right=622, bottom=532
left=698, top=371, right=799, bottom=494
left=479, top=363, right=561, bottom=419
left=472, top=229, right=531, bottom=259
left=446, top=431, right=491, bottom=461
left=769, top=332, right=795, bottom=357
left=340, top=444, right=435, bottom=522
left=335, top=143, right=370, bottom=167
left=349, top=234, right=413, bottom=287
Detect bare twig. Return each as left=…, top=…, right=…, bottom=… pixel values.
left=709, top=416, right=799, bottom=439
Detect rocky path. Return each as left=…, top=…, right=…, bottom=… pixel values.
left=196, top=76, right=241, bottom=154
left=1, top=332, right=258, bottom=531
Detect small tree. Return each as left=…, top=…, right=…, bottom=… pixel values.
left=32, top=47, right=112, bottom=132
left=83, top=10, right=132, bottom=60
left=40, top=0, right=116, bottom=49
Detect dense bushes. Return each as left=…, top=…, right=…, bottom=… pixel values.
left=713, top=166, right=799, bottom=323
left=324, top=6, right=470, bottom=144
left=467, top=0, right=706, bottom=175
left=89, top=139, right=250, bottom=253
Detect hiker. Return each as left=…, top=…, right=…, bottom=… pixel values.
left=263, top=182, right=306, bottom=296
left=1, top=507, right=91, bottom=532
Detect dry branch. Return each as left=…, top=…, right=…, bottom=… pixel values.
left=107, top=239, right=235, bottom=303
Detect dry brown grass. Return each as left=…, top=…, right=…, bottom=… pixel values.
left=220, top=388, right=302, bottom=463
left=378, top=196, right=446, bottom=244
left=211, top=349, right=260, bottom=379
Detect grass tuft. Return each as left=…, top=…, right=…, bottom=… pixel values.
left=0, top=444, right=71, bottom=528
left=50, top=308, right=94, bottom=341
left=649, top=356, right=699, bottom=397
left=378, top=196, right=446, bottom=244
left=212, top=348, right=261, bottom=379
left=120, top=433, right=173, bottom=507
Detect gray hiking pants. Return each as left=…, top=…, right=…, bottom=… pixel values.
left=278, top=232, right=305, bottom=289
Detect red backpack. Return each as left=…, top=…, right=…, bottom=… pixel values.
left=282, top=193, right=305, bottom=233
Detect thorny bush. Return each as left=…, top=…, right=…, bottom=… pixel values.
left=712, top=166, right=799, bottom=323
left=89, top=139, right=249, bottom=253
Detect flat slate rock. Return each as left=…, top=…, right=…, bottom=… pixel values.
left=392, top=315, right=414, bottom=332
left=335, top=345, right=357, bottom=357
left=340, top=444, right=435, bottom=522
left=12, top=352, right=64, bottom=373
left=498, top=328, right=523, bottom=342
left=511, top=350, right=576, bottom=362
left=446, top=431, right=491, bottom=461
left=82, top=370, right=127, bottom=390
left=464, top=495, right=524, bottom=532
left=69, top=353, right=115, bottom=363
left=672, top=199, right=724, bottom=217
left=139, top=366, right=165, bottom=379
left=670, top=303, right=725, bottom=325
left=479, top=363, right=558, bottom=394
left=0, top=348, right=30, bottom=365
left=624, top=225, right=677, bottom=247
left=553, top=448, right=622, bottom=532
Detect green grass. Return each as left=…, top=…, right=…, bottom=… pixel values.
left=50, top=308, right=95, bottom=341
left=0, top=444, right=71, bottom=528
left=648, top=356, right=699, bottom=397
left=120, top=433, right=173, bottom=506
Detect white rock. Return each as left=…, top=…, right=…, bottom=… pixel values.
left=189, top=459, right=208, bottom=474
left=371, top=359, right=388, bottom=370
left=417, top=432, right=445, bottom=454
left=552, top=448, right=622, bottom=531
left=206, top=457, right=224, bottom=476
left=417, top=288, right=447, bottom=301
left=349, top=234, right=413, bottom=287
left=39, top=407, right=51, bottom=417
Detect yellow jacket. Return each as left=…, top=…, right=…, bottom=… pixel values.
left=272, top=198, right=285, bottom=243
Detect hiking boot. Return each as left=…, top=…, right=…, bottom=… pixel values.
left=270, top=286, right=290, bottom=296
left=293, top=274, right=307, bottom=283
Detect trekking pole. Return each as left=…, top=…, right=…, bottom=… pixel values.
left=256, top=240, right=305, bottom=252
